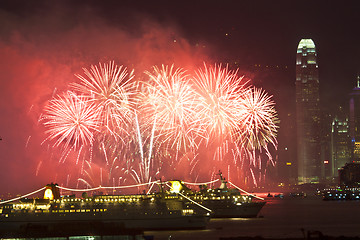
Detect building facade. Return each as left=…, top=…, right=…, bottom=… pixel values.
left=349, top=76, right=360, bottom=163
left=295, top=39, right=321, bottom=183
left=331, top=112, right=351, bottom=177
left=339, top=162, right=360, bottom=187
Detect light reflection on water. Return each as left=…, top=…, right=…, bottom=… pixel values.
left=5, top=197, right=360, bottom=240
left=210, top=217, right=254, bottom=221
left=146, top=197, right=360, bottom=240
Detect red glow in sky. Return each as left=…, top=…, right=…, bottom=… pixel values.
left=0, top=5, right=209, bottom=194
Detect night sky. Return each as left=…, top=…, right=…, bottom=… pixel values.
left=1, top=0, right=359, bottom=194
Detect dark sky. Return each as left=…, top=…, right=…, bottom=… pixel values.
left=0, top=0, right=359, bottom=193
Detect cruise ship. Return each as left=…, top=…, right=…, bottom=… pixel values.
left=169, top=172, right=266, bottom=218
left=0, top=183, right=210, bottom=238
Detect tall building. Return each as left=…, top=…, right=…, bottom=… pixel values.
left=295, top=39, right=321, bottom=183
left=320, top=112, right=333, bottom=180
left=349, top=76, right=360, bottom=162
left=331, top=110, right=351, bottom=177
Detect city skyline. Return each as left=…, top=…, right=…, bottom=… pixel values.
left=1, top=1, right=360, bottom=193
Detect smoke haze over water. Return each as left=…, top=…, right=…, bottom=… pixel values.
left=0, top=2, right=210, bottom=194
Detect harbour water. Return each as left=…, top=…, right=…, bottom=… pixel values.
left=146, top=196, right=360, bottom=239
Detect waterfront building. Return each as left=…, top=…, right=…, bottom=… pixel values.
left=349, top=76, right=360, bottom=162
left=295, top=39, right=321, bottom=183
left=331, top=110, right=351, bottom=177
left=339, top=162, right=360, bottom=187
left=320, top=112, right=332, bottom=181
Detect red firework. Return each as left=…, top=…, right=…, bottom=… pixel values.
left=42, top=91, right=101, bottom=151
left=71, top=61, right=137, bottom=139
left=237, top=87, right=279, bottom=150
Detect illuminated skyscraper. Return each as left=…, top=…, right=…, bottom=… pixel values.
left=349, top=76, right=360, bottom=162
left=295, top=39, right=321, bottom=183
left=331, top=111, right=351, bottom=177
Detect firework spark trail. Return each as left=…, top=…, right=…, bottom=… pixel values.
left=127, top=64, right=204, bottom=183
left=35, top=161, right=42, bottom=176
left=79, top=160, right=104, bottom=189
left=143, top=65, right=200, bottom=152
left=109, top=157, right=119, bottom=182
left=146, top=115, right=157, bottom=182
left=127, top=113, right=158, bottom=184
left=40, top=62, right=279, bottom=188
left=250, top=168, right=257, bottom=187
left=192, top=64, right=248, bottom=141
left=101, top=142, right=110, bottom=166
left=189, top=64, right=279, bottom=186
left=42, top=91, right=101, bottom=151
left=71, top=61, right=137, bottom=141
left=189, top=154, right=199, bottom=175
left=77, top=139, right=132, bottom=189
left=25, top=136, right=31, bottom=148
left=237, top=87, right=279, bottom=150
left=134, top=113, right=148, bottom=183
left=77, top=160, right=96, bottom=189
left=134, top=113, right=144, bottom=162
left=76, top=145, right=83, bottom=165
left=190, top=64, right=248, bottom=181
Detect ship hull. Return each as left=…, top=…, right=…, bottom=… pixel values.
left=0, top=191, right=210, bottom=238
left=203, top=201, right=266, bottom=218
left=214, top=202, right=265, bottom=218
left=0, top=214, right=210, bottom=238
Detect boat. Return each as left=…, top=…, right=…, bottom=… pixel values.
left=169, top=172, right=266, bottom=218
left=0, top=183, right=210, bottom=238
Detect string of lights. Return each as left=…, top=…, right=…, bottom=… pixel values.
left=182, top=179, right=220, bottom=186
left=57, top=180, right=160, bottom=192
left=0, top=187, right=46, bottom=205
left=146, top=181, right=157, bottom=195
left=229, top=181, right=264, bottom=200
left=165, top=182, right=212, bottom=213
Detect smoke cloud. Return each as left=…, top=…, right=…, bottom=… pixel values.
left=0, top=2, right=210, bottom=194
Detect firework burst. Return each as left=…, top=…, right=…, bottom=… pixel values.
left=189, top=64, right=278, bottom=186
left=71, top=61, right=137, bottom=140
left=142, top=65, right=200, bottom=151
left=42, top=91, right=101, bottom=151
left=192, top=64, right=248, bottom=141
left=236, top=87, right=279, bottom=150
left=40, top=62, right=279, bottom=188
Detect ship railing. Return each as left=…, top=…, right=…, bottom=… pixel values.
left=57, top=180, right=160, bottom=193
left=177, top=178, right=264, bottom=201
left=182, top=179, right=220, bottom=186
